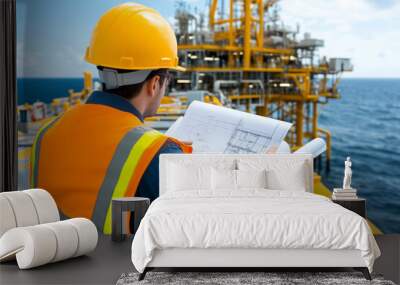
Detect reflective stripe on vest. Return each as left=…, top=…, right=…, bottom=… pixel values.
left=92, top=126, right=166, bottom=234
left=31, top=116, right=61, bottom=187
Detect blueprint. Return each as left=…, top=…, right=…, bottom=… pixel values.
left=294, top=138, right=326, bottom=158
left=166, top=101, right=292, bottom=154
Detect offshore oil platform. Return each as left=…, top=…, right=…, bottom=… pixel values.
left=18, top=0, right=370, bottom=229
left=18, top=1, right=353, bottom=161
left=18, top=0, right=351, bottom=187
left=170, top=0, right=353, bottom=161
left=21, top=0, right=352, bottom=159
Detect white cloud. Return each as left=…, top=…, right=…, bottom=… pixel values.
left=279, top=0, right=400, bottom=77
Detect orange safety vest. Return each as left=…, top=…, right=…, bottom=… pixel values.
left=30, top=104, right=192, bottom=234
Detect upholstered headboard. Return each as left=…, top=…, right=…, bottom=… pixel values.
left=159, top=154, right=314, bottom=195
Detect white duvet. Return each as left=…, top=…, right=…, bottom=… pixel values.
left=131, top=190, right=380, bottom=273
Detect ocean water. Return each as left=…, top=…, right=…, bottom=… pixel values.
left=319, top=78, right=400, bottom=233
left=18, top=78, right=84, bottom=105
left=17, top=78, right=400, bottom=233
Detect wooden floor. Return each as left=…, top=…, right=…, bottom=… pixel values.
left=0, top=234, right=398, bottom=285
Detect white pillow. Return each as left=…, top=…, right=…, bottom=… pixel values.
left=237, top=159, right=308, bottom=191
left=211, top=168, right=237, bottom=190
left=167, top=162, right=211, bottom=192
left=236, top=169, right=267, bottom=189
left=266, top=164, right=306, bottom=191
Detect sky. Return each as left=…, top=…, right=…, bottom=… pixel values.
left=16, top=0, right=400, bottom=78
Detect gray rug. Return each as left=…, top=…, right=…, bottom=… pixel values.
left=117, top=272, right=395, bottom=285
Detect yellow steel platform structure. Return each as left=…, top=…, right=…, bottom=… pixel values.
left=172, top=0, right=353, bottom=167
left=170, top=0, right=384, bottom=233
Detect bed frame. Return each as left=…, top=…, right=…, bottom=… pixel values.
left=138, top=154, right=372, bottom=281
left=139, top=248, right=371, bottom=280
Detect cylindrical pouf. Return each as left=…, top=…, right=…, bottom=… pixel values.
left=23, top=189, right=59, bottom=224
left=42, top=221, right=79, bottom=262
left=0, top=189, right=60, bottom=238
left=0, top=218, right=98, bottom=269
left=0, top=192, right=39, bottom=227
left=0, top=226, right=57, bottom=269
left=67, top=218, right=98, bottom=257
left=0, top=196, right=17, bottom=237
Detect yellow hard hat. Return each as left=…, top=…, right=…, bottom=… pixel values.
left=85, top=3, right=183, bottom=71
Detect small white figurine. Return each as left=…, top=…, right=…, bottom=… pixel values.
left=342, top=157, right=352, bottom=190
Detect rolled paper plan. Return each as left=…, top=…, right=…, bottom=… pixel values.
left=294, top=138, right=327, bottom=158
left=277, top=141, right=291, bottom=154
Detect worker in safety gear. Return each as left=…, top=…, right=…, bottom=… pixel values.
left=30, top=3, right=192, bottom=234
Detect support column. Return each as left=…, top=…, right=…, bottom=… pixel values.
left=243, top=0, right=251, bottom=69
left=312, top=101, right=318, bottom=138
left=228, top=0, right=235, bottom=67
left=296, top=101, right=304, bottom=147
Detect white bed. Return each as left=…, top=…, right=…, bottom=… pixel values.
left=131, top=154, right=380, bottom=280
